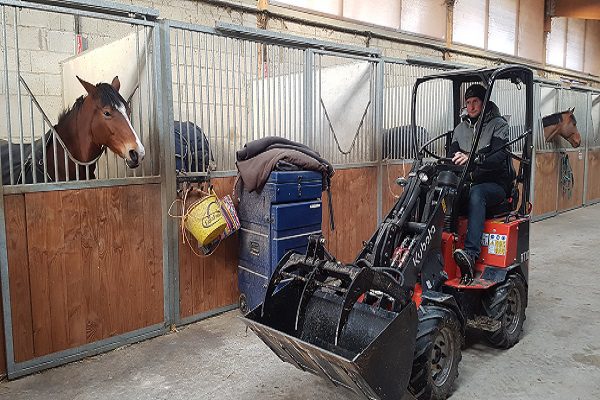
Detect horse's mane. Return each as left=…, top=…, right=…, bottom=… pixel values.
left=57, top=83, right=129, bottom=125
left=542, top=110, right=576, bottom=128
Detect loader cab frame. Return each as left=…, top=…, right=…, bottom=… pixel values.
left=410, top=65, right=534, bottom=217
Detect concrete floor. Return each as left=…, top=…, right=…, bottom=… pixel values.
left=1, top=204, right=600, bottom=400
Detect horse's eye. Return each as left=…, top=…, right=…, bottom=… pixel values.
left=103, top=111, right=111, bottom=117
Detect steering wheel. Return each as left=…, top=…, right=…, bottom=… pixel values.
left=418, top=133, right=459, bottom=165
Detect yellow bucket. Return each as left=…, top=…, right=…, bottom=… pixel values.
left=184, top=194, right=227, bottom=246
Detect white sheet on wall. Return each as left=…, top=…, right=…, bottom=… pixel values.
left=320, top=62, right=371, bottom=153
left=61, top=32, right=148, bottom=108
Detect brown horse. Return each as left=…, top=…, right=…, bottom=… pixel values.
left=542, top=108, right=581, bottom=148
left=1, top=76, right=145, bottom=184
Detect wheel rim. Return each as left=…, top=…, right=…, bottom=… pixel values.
left=431, top=326, right=455, bottom=387
left=504, top=284, right=522, bottom=334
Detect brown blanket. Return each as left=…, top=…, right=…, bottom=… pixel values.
left=236, top=148, right=328, bottom=192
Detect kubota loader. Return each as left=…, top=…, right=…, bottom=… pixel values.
left=242, top=65, right=534, bottom=400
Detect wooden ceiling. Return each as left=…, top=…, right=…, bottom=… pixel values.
left=552, top=0, right=600, bottom=20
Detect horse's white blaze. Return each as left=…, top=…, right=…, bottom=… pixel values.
left=117, top=104, right=145, bottom=159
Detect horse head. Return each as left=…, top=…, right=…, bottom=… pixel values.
left=77, top=76, right=145, bottom=168
left=543, top=108, right=581, bottom=148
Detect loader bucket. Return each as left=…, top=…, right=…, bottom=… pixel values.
left=241, top=280, right=418, bottom=400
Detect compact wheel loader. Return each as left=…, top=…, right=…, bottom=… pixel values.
left=242, top=65, right=534, bottom=400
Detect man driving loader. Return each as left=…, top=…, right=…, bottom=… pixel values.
left=449, top=84, right=513, bottom=283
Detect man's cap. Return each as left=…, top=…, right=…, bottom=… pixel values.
left=465, top=84, right=487, bottom=102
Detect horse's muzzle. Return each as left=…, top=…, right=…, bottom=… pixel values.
left=126, top=150, right=141, bottom=168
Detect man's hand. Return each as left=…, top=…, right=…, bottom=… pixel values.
left=452, top=151, right=469, bottom=165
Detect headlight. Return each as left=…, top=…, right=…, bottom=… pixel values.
left=418, top=172, right=429, bottom=182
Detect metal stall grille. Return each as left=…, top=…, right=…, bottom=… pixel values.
left=592, top=93, right=600, bottom=149
left=169, top=24, right=309, bottom=174
left=559, top=88, right=589, bottom=149
left=490, top=79, right=528, bottom=154
left=535, top=83, right=559, bottom=152
left=0, top=2, right=159, bottom=190
left=382, top=62, right=448, bottom=161
left=168, top=22, right=383, bottom=176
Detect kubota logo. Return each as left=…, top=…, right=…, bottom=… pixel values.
left=202, top=201, right=222, bottom=228
left=413, top=225, right=436, bottom=267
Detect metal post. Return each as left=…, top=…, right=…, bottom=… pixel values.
left=156, top=20, right=178, bottom=326
left=303, top=49, right=313, bottom=148
left=375, top=60, right=384, bottom=225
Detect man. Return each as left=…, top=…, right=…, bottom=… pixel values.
left=449, top=84, right=513, bottom=283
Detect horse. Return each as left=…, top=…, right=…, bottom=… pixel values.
left=542, top=108, right=581, bottom=148
left=0, top=76, right=145, bottom=184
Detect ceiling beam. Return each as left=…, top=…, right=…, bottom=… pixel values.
left=552, top=0, right=600, bottom=20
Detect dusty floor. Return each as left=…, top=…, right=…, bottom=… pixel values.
left=1, top=204, right=600, bottom=400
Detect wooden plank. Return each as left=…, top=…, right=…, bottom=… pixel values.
left=211, top=177, right=238, bottom=309
left=558, top=151, right=585, bottom=211
left=121, top=185, right=145, bottom=334
left=60, top=190, right=86, bottom=349
left=4, top=195, right=34, bottom=362
left=533, top=152, right=559, bottom=216
left=142, top=184, right=164, bottom=326
left=25, top=191, right=61, bottom=357
left=80, top=187, right=104, bottom=343
left=586, top=150, right=600, bottom=203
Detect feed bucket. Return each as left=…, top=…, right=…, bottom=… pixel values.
left=184, top=194, right=227, bottom=246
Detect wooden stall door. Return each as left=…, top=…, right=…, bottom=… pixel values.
left=586, top=149, right=600, bottom=204
left=4, top=184, right=164, bottom=363
left=178, top=177, right=238, bottom=320
left=533, top=152, right=559, bottom=217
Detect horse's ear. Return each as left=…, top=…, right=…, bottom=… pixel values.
left=570, top=107, right=575, bottom=113
left=111, top=76, right=121, bottom=92
left=77, top=76, right=96, bottom=95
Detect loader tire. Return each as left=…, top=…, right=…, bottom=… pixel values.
left=408, top=306, right=462, bottom=400
left=483, top=274, right=527, bottom=349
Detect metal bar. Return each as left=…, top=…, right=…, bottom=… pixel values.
left=175, top=29, right=184, bottom=175
left=375, top=60, right=384, bottom=224
left=190, top=31, right=199, bottom=173
left=176, top=303, right=237, bottom=327
left=41, top=119, right=47, bottom=183
left=211, top=35, right=218, bottom=169
left=135, top=25, right=144, bottom=177
left=8, top=323, right=166, bottom=379
left=0, top=146, right=15, bottom=376
left=224, top=37, right=231, bottom=169
left=218, top=36, right=225, bottom=169
left=261, top=43, right=265, bottom=138
left=182, top=29, right=191, bottom=174
left=236, top=36, right=242, bottom=155
left=244, top=39, right=249, bottom=150
left=202, top=33, right=211, bottom=173
left=0, top=0, right=157, bottom=22
left=215, top=22, right=381, bottom=57
left=198, top=32, right=207, bottom=173
left=2, top=176, right=162, bottom=195
left=266, top=45, right=271, bottom=137
left=29, top=96, right=36, bottom=183
left=145, top=25, right=155, bottom=176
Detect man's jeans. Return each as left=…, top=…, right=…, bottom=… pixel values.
left=464, top=182, right=506, bottom=259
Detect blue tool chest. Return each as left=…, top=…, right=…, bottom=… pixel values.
left=238, top=171, right=323, bottom=313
